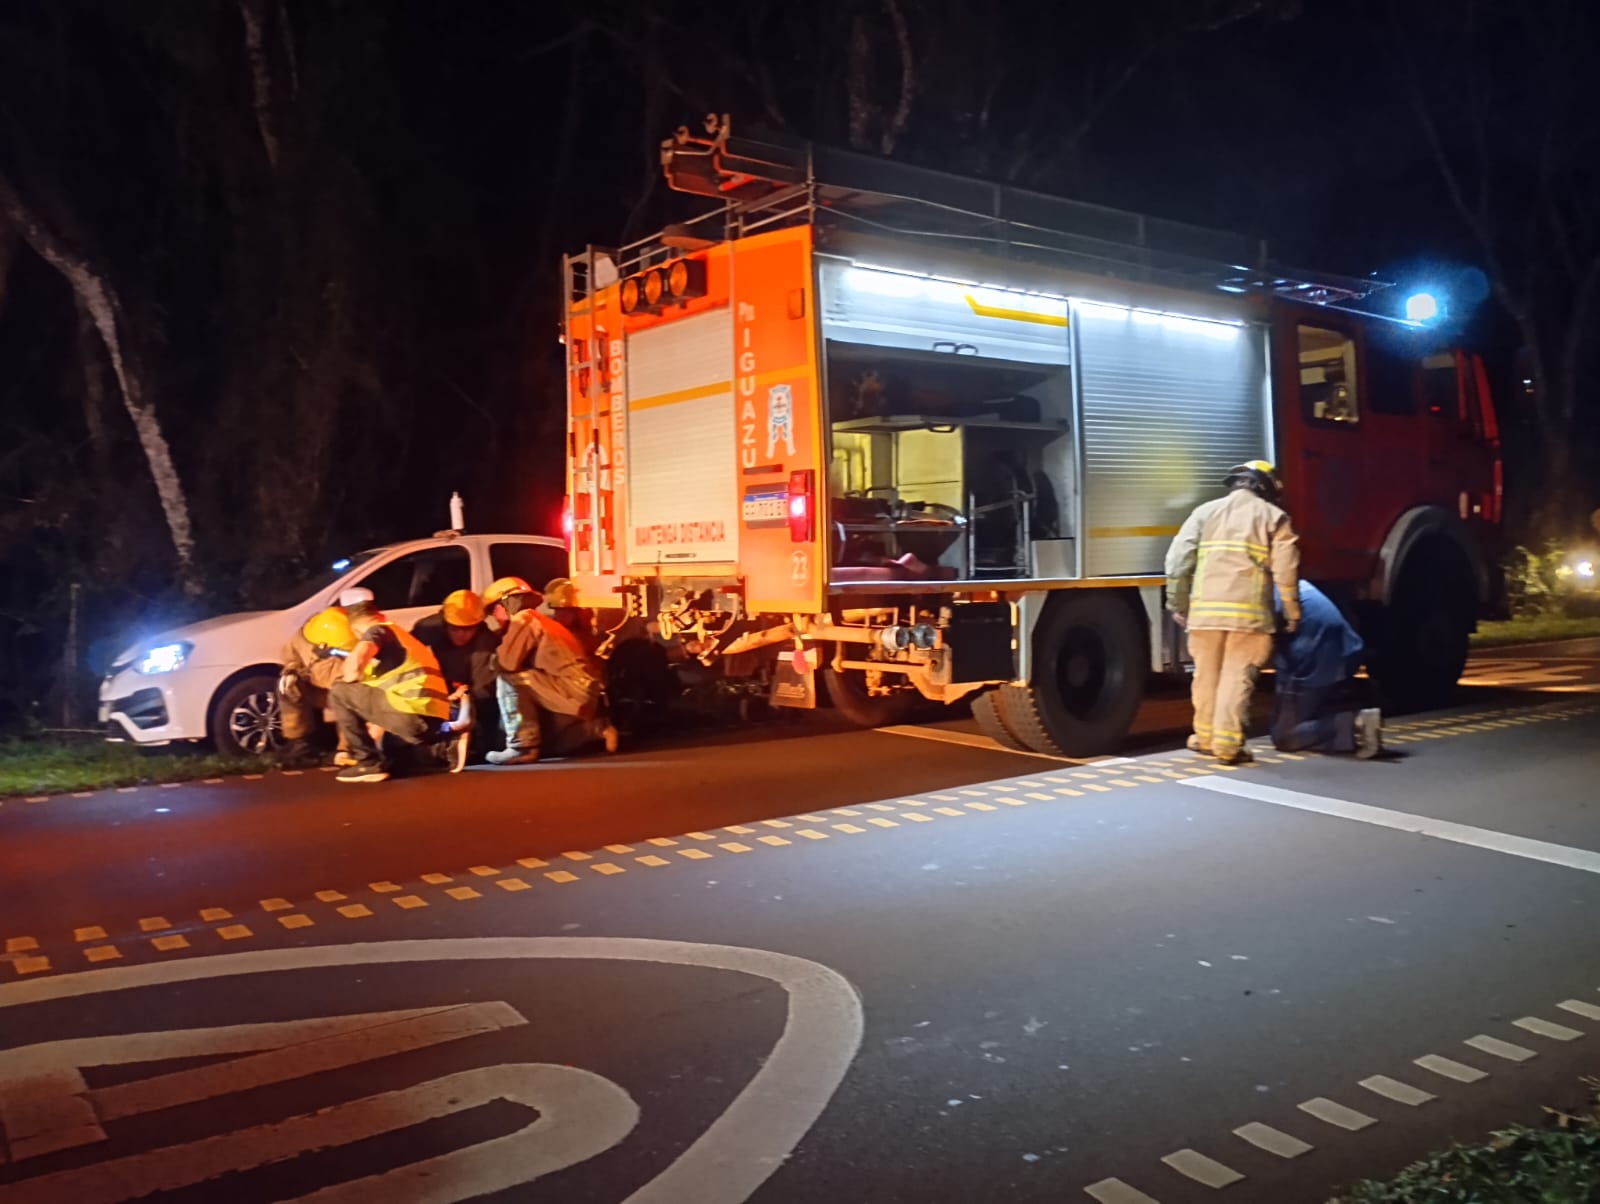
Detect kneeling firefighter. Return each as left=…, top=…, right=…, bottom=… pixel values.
left=329, top=599, right=471, bottom=784
left=278, top=605, right=359, bottom=767
left=1165, top=460, right=1302, bottom=765
left=482, top=576, right=618, bottom=765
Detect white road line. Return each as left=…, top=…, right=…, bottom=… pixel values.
left=1180, top=777, right=1600, bottom=875
left=1297, top=1098, right=1378, bottom=1131
left=1084, top=1179, right=1162, bottom=1204
left=1160, top=1148, right=1245, bottom=1188
left=1413, top=1054, right=1488, bottom=1084
left=876, top=725, right=1089, bottom=764
left=1513, top=1016, right=1585, bottom=1042
left=1558, top=999, right=1600, bottom=1022
left=1464, top=1034, right=1538, bottom=1062
left=1357, top=1075, right=1436, bottom=1106
left=1232, top=1122, right=1312, bottom=1158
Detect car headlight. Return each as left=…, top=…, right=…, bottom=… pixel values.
left=137, top=642, right=192, bottom=674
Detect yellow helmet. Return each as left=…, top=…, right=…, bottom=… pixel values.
left=543, top=577, right=577, bottom=608
left=483, top=576, right=534, bottom=608
left=442, top=588, right=486, bottom=627
left=302, top=606, right=356, bottom=652
left=1224, top=460, right=1281, bottom=504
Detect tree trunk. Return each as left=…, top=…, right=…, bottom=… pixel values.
left=0, top=173, right=203, bottom=595
left=237, top=0, right=280, bottom=171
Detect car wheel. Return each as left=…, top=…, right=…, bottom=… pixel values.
left=210, top=673, right=284, bottom=758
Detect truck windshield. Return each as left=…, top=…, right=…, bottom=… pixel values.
left=260, top=549, right=386, bottom=609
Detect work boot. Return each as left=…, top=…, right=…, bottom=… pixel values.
left=1355, top=708, right=1383, bottom=760
left=336, top=763, right=390, bottom=784
left=486, top=748, right=540, bottom=766
left=333, top=750, right=360, bottom=768
left=275, top=739, right=320, bottom=769
left=1216, top=746, right=1255, bottom=766
left=1186, top=734, right=1213, bottom=757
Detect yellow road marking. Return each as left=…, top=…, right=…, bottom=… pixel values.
left=834, top=824, right=867, bottom=834
left=258, top=899, right=292, bottom=913
left=545, top=871, right=580, bottom=884
left=560, top=851, right=592, bottom=863
left=84, top=946, right=121, bottom=963
left=726, top=825, right=756, bottom=835
left=393, top=895, right=428, bottom=909
left=420, top=872, right=453, bottom=884
left=138, top=916, right=171, bottom=931
left=762, top=818, right=794, bottom=828
left=721, top=843, right=754, bottom=853
left=517, top=857, right=549, bottom=869
left=14, top=956, right=51, bottom=975
left=74, top=926, right=107, bottom=943
left=591, top=864, right=626, bottom=876
left=369, top=881, right=401, bottom=893
left=868, top=817, right=899, bottom=828
left=496, top=878, right=532, bottom=891
left=217, top=924, right=255, bottom=939
left=152, top=935, right=190, bottom=951
left=198, top=908, right=233, bottom=922
left=903, top=812, right=935, bottom=822
left=445, top=886, right=481, bottom=900
left=1054, top=787, right=1084, bottom=797
left=636, top=855, right=671, bottom=867
left=686, top=832, right=716, bottom=841
left=832, top=808, right=862, bottom=817
left=335, top=906, right=372, bottom=920
left=470, top=864, right=502, bottom=875
left=604, top=844, right=635, bottom=854
left=759, top=835, right=791, bottom=846
left=934, top=807, right=965, bottom=816
left=796, top=829, right=829, bottom=840
left=1085, top=783, right=1112, bottom=793
left=996, top=797, right=1028, bottom=807
left=314, top=891, right=345, bottom=903
left=678, top=848, right=713, bottom=860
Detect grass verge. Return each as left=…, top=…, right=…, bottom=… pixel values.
left=1330, top=1080, right=1600, bottom=1203
left=1472, top=615, right=1600, bottom=649
left=0, top=738, right=268, bottom=798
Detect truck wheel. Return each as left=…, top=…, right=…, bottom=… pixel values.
left=605, top=639, right=678, bottom=730
left=972, top=690, right=1032, bottom=752
left=993, top=592, right=1145, bottom=758
left=209, top=672, right=283, bottom=758
left=1371, top=569, right=1472, bottom=713
left=823, top=660, right=920, bottom=728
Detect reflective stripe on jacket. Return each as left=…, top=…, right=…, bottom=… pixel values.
left=1165, top=488, right=1302, bottom=633
left=363, top=623, right=450, bottom=719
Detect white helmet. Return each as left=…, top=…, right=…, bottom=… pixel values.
left=338, top=586, right=375, bottom=608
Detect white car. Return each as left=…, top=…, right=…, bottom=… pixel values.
left=99, top=532, right=569, bottom=757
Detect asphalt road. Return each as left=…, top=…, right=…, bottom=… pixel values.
left=3, top=645, right=1600, bottom=1203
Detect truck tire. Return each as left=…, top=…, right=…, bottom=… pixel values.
left=972, top=689, right=1032, bottom=752
left=992, top=591, right=1145, bottom=758
left=605, top=638, right=678, bottom=731
left=1370, top=545, right=1473, bottom=713
left=209, top=672, right=283, bottom=758
left=823, top=659, right=921, bottom=728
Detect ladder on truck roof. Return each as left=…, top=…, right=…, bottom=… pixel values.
left=623, top=115, right=1385, bottom=308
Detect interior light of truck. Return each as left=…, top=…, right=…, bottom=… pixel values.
left=787, top=469, right=815, bottom=542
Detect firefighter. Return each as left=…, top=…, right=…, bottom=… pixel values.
left=540, top=578, right=600, bottom=663
left=330, top=598, right=469, bottom=783
left=482, top=576, right=618, bottom=765
left=1272, top=581, right=1383, bottom=758
left=277, top=606, right=358, bottom=768
left=1165, top=460, right=1302, bottom=765
left=410, top=588, right=502, bottom=761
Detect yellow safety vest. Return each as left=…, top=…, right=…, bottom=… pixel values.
left=363, top=623, right=450, bottom=720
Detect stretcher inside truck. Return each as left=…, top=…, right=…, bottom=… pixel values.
left=562, top=119, right=1502, bottom=756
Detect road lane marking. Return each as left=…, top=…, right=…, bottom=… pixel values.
left=590, top=864, right=625, bottom=876
left=151, top=936, right=189, bottom=951
left=876, top=723, right=1086, bottom=763
left=903, top=812, right=934, bottom=822
left=1298, top=1098, right=1377, bottom=1130
left=833, top=824, right=866, bottom=834
left=544, top=871, right=579, bottom=884
left=314, top=891, right=346, bottom=903
left=7, top=937, right=40, bottom=954
left=604, top=843, right=634, bottom=853
left=796, top=830, right=829, bottom=840
left=1464, top=1034, right=1537, bottom=1062
left=686, top=831, right=716, bottom=841
left=726, top=825, right=756, bottom=835
left=278, top=915, right=313, bottom=929
left=720, top=843, right=754, bottom=853
left=1358, top=1075, right=1435, bottom=1106
left=647, top=837, right=678, bottom=847
left=471, top=864, right=503, bottom=874
left=369, top=881, right=401, bottom=893
left=558, top=852, right=591, bottom=864
left=1160, top=1148, right=1244, bottom=1187
left=257, top=900, right=291, bottom=913
left=217, top=924, right=255, bottom=939
left=496, top=878, right=532, bottom=891
left=445, top=886, right=482, bottom=900
left=198, top=909, right=232, bottom=922
left=635, top=855, right=670, bottom=867
left=1413, top=1054, right=1488, bottom=1083
left=1232, top=1122, right=1312, bottom=1158
left=1513, top=1016, right=1584, bottom=1041
left=420, top=873, right=452, bottom=884
left=1084, top=1179, right=1162, bottom=1204
left=517, top=857, right=549, bottom=869
left=0, top=938, right=863, bottom=1204
left=1558, top=999, right=1600, bottom=1021
left=868, top=817, right=900, bottom=827
left=933, top=807, right=965, bottom=817
left=677, top=848, right=712, bottom=860
left=393, top=896, right=428, bottom=909
left=73, top=927, right=108, bottom=943
left=84, top=946, right=121, bottom=964
left=758, top=836, right=791, bottom=846
left=1180, top=777, right=1600, bottom=875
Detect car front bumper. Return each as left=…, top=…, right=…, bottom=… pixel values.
left=98, top=664, right=224, bottom=745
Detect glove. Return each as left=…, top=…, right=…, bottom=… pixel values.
left=278, top=672, right=303, bottom=702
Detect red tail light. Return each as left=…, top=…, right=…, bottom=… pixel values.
left=787, top=470, right=815, bottom=542
left=562, top=497, right=574, bottom=545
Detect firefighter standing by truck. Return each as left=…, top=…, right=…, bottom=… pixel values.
left=1165, top=461, right=1302, bottom=765
left=482, top=576, right=617, bottom=765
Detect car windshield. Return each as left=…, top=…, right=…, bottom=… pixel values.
left=259, top=548, right=387, bottom=610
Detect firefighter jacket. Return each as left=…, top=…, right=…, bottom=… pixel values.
left=279, top=630, right=342, bottom=692
left=497, top=608, right=603, bottom=718
left=1165, top=488, right=1302, bottom=633
left=359, top=622, right=450, bottom=720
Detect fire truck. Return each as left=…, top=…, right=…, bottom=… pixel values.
left=562, top=119, right=1503, bottom=756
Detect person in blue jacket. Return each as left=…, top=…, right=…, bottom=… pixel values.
left=1272, top=581, right=1383, bottom=758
